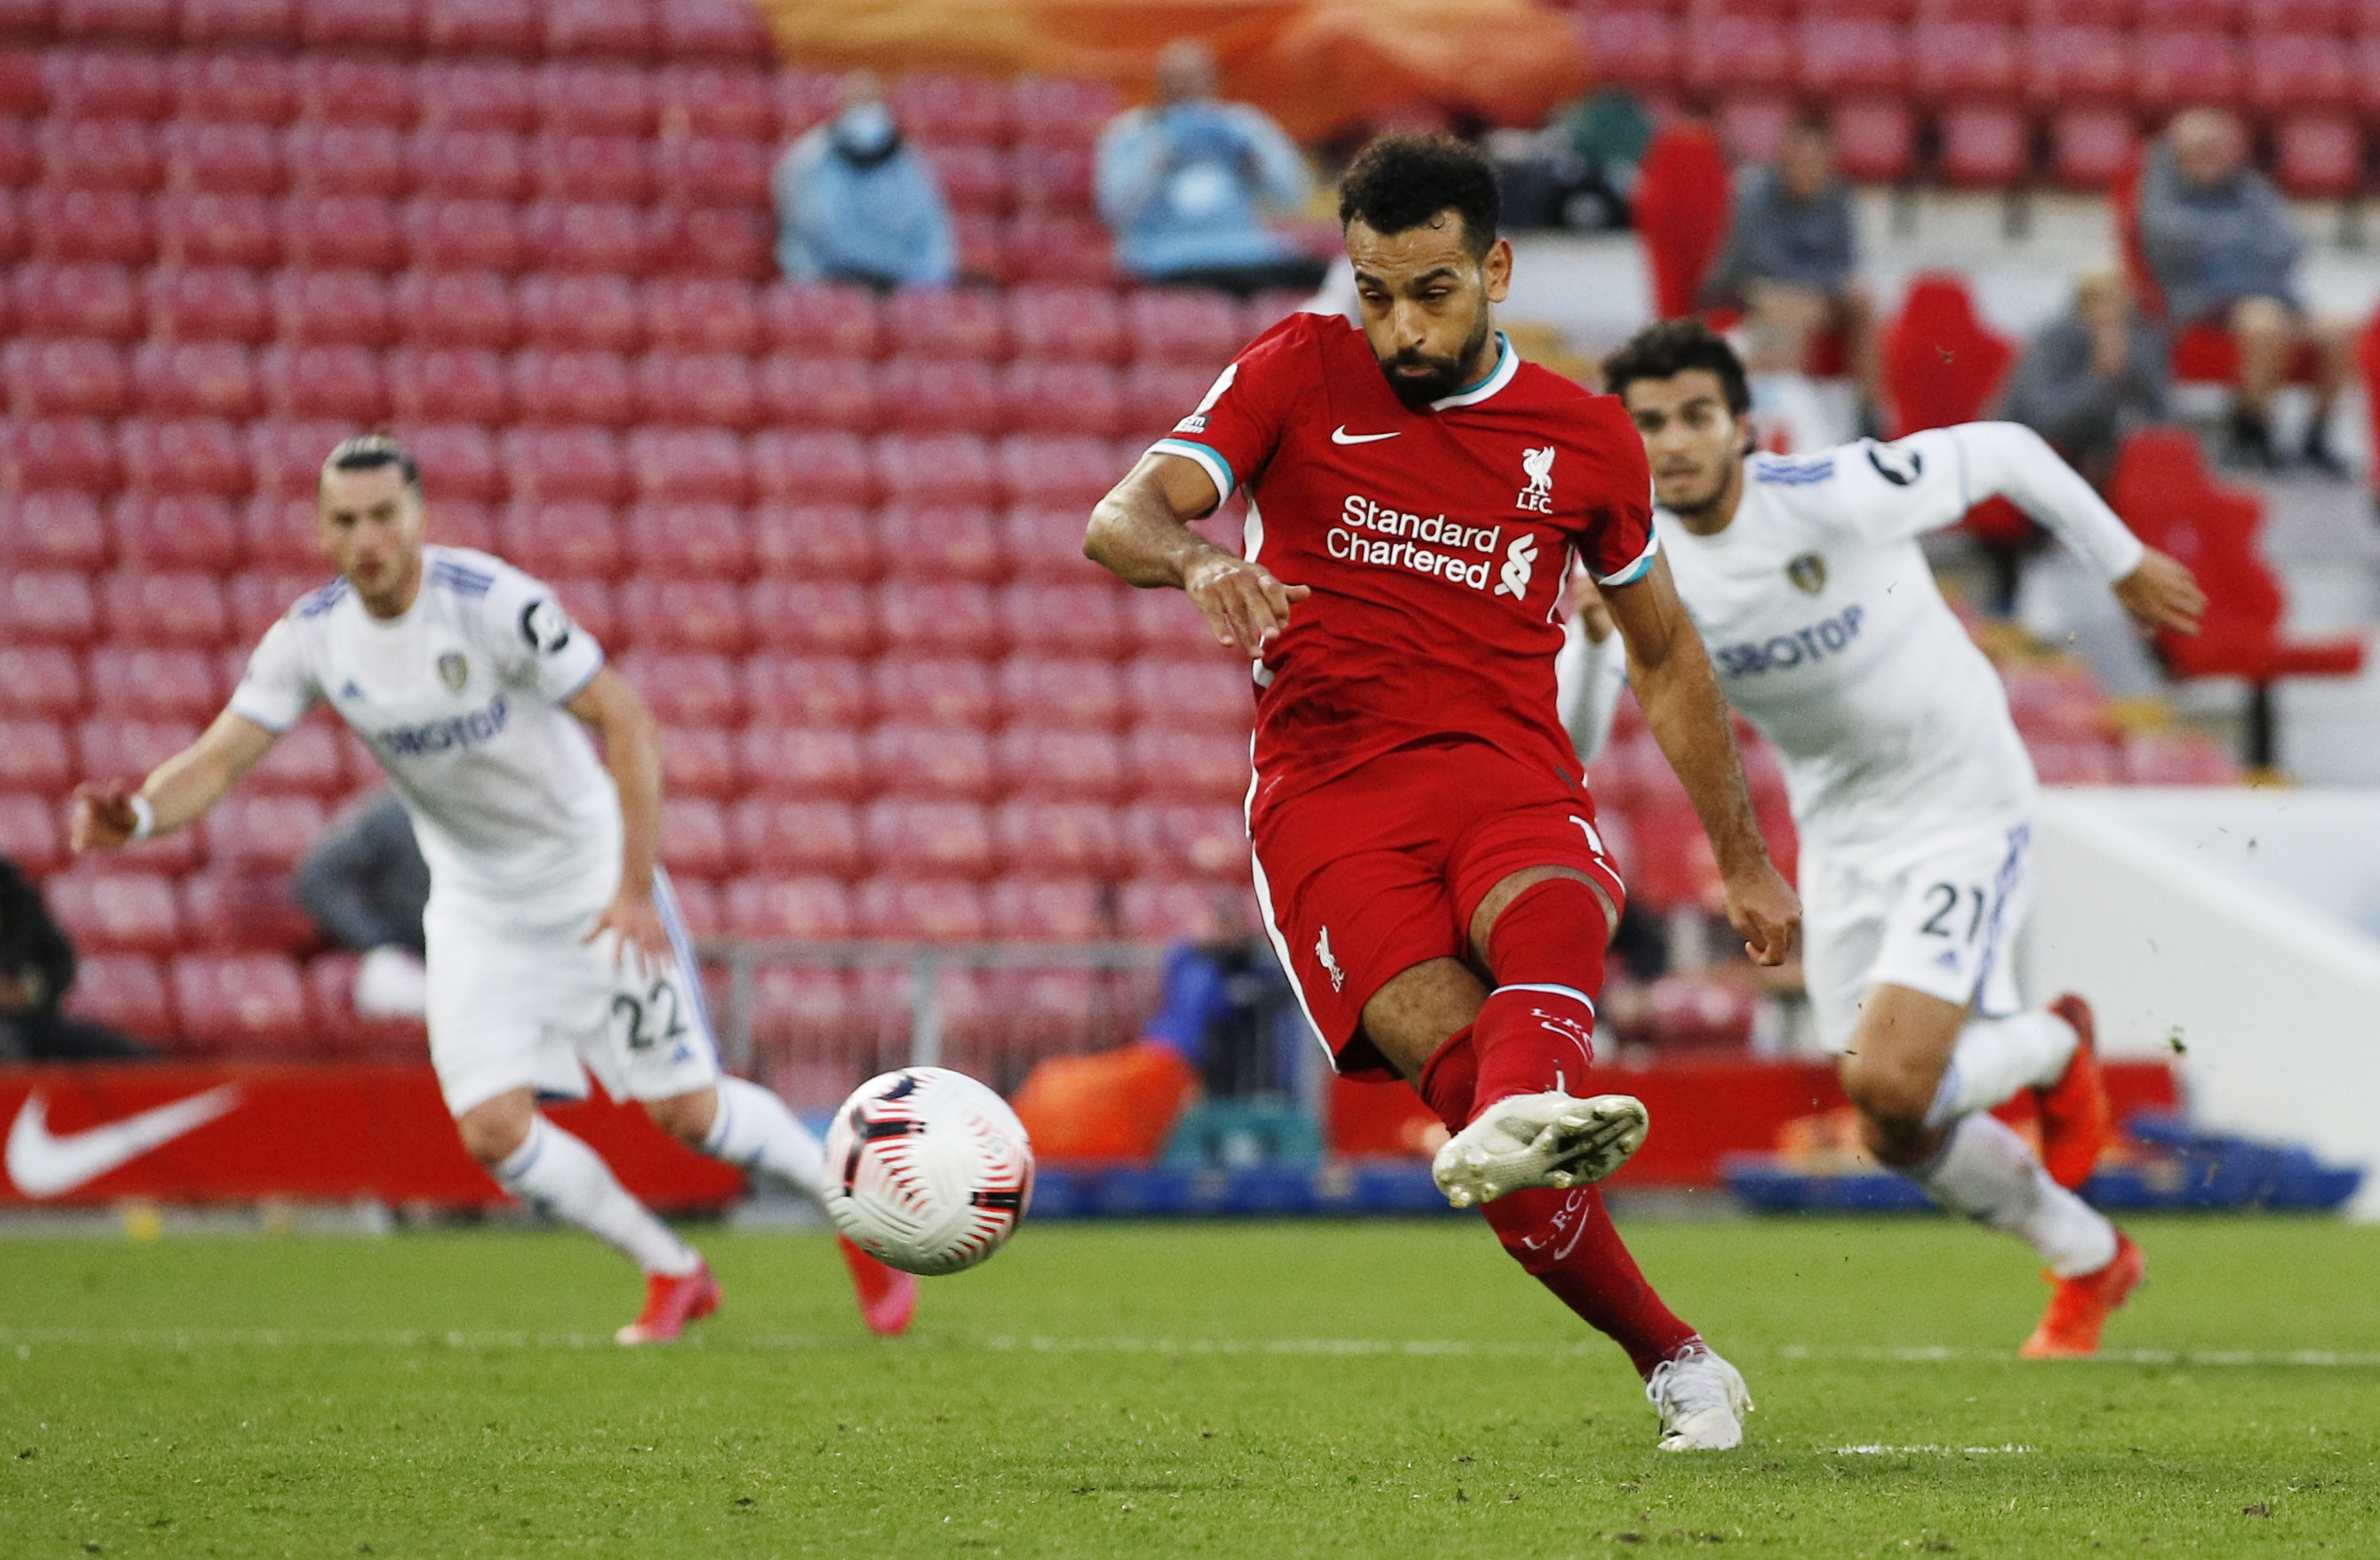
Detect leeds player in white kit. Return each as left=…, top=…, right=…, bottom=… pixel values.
left=69, top=436, right=918, bottom=1344
left=1593, top=323, right=2206, bottom=1358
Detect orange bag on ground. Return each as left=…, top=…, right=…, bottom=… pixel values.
left=1009, top=1040, right=1199, bottom=1160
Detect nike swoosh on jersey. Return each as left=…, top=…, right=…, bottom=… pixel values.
left=1330, top=426, right=1402, bottom=445
left=4, top=1087, right=241, bottom=1198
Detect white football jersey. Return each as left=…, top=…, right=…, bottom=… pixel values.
left=1652, top=423, right=2144, bottom=859
left=229, top=546, right=621, bottom=907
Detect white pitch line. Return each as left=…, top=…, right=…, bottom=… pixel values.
left=2, top=1326, right=2377, bottom=1368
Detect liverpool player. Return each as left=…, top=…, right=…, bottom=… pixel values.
left=1086, top=137, right=1800, bottom=1450
left=1598, top=321, right=2206, bottom=1357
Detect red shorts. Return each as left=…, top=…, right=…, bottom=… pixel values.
left=1249, top=737, right=1628, bottom=1079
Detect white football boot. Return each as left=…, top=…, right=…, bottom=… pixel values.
left=1645, top=1346, right=1753, bottom=1452
left=1430, top=1091, right=1649, bottom=1209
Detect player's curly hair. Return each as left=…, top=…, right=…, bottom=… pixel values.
left=1337, top=133, right=1499, bottom=257
left=1601, top=320, right=1752, bottom=418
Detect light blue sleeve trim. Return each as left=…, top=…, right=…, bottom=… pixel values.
left=1148, top=438, right=1236, bottom=505
left=1593, top=532, right=1661, bottom=588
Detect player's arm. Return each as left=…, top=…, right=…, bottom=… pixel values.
left=1602, top=553, right=1800, bottom=966
left=1555, top=573, right=1626, bottom=765
left=68, top=712, right=279, bottom=852
left=1084, top=452, right=1310, bottom=657
left=565, top=667, right=671, bottom=974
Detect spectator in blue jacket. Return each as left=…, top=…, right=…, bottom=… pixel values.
left=773, top=71, right=956, bottom=290
left=1095, top=41, right=1325, bottom=296
left=2137, top=108, right=2354, bottom=472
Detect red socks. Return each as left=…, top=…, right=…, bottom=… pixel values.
left=1419, top=1025, right=1698, bottom=1378
left=1470, top=877, right=1609, bottom=1110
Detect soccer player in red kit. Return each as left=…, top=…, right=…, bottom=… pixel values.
left=1086, top=136, right=1801, bottom=1451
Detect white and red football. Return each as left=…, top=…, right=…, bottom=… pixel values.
left=821, top=1067, right=1035, bottom=1276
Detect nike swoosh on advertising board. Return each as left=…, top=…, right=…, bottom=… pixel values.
left=1330, top=427, right=1401, bottom=445
left=5, top=1087, right=242, bottom=1199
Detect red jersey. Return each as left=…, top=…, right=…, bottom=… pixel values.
left=1150, top=312, right=1657, bottom=817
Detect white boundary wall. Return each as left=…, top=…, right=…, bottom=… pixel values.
left=2028, top=788, right=2380, bottom=1220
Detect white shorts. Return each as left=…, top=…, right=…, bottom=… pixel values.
left=423, top=867, right=721, bottom=1116
left=1799, top=821, right=2034, bottom=1054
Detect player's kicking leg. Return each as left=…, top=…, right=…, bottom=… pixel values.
left=1839, top=983, right=2140, bottom=1358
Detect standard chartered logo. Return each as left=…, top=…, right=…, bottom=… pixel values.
left=1495, top=534, right=1538, bottom=599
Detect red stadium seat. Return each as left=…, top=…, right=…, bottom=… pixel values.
left=2244, top=0, right=2350, bottom=25
left=36, top=117, right=160, bottom=189
left=4, top=490, right=111, bottom=570
left=641, top=276, right=759, bottom=354
left=647, top=204, right=771, bottom=280
left=0, top=718, right=73, bottom=791
left=991, top=797, right=1119, bottom=875
left=998, top=504, right=1092, bottom=583
left=1576, top=9, right=1678, bottom=91
left=60, top=952, right=174, bottom=1041
left=635, top=351, right=756, bottom=429
left=0, top=571, right=101, bottom=646
left=1012, top=144, right=1095, bottom=214
left=533, top=131, right=652, bottom=203
left=736, top=724, right=866, bottom=798
left=415, top=58, right=534, bottom=132
left=302, top=0, right=419, bottom=50
left=242, top=418, right=354, bottom=497
left=1119, top=877, right=1245, bottom=942
left=99, top=571, right=228, bottom=645
left=624, top=501, right=750, bottom=579
left=2132, top=29, right=2242, bottom=109
left=4, top=419, right=121, bottom=495
left=170, top=951, right=312, bottom=1049
left=1124, top=656, right=1252, bottom=730
left=996, top=656, right=1120, bottom=730
left=876, top=580, right=1005, bottom=657
left=418, top=0, right=535, bottom=52
left=854, top=876, right=987, bottom=942
left=158, top=121, right=285, bottom=194
left=992, top=725, right=1125, bottom=800
left=259, top=342, right=385, bottom=421
left=227, top=567, right=322, bottom=644
left=1000, top=582, right=1128, bottom=660
left=109, top=494, right=239, bottom=571
left=534, top=61, right=653, bottom=136
left=142, top=265, right=268, bottom=342
left=1119, top=360, right=1230, bottom=441
left=654, top=63, right=774, bottom=139
left=660, top=0, right=771, bottom=61
left=1125, top=289, right=1245, bottom=365
left=873, top=356, right=1002, bottom=435
left=171, top=52, right=296, bottom=124
left=390, top=421, right=502, bottom=500
left=870, top=653, right=996, bottom=727
left=986, top=876, right=1103, bottom=942
left=1006, top=284, right=1124, bottom=364
left=757, top=282, right=881, bottom=358
left=0, top=793, right=65, bottom=875
left=179, top=867, right=318, bottom=951
left=882, top=288, right=1008, bottom=360
left=184, top=0, right=298, bottom=48
left=660, top=796, right=732, bottom=877
left=1939, top=102, right=2031, bottom=187
left=1005, top=361, right=1124, bottom=438
left=746, top=579, right=877, bottom=655
left=1120, top=799, right=1249, bottom=879
left=238, top=488, right=334, bottom=562
left=2273, top=115, right=2364, bottom=199
left=201, top=791, right=323, bottom=871
left=875, top=503, right=1005, bottom=582
left=1681, top=12, right=1797, bottom=94
left=1005, top=213, right=1114, bottom=287
left=863, top=797, right=996, bottom=877
left=153, top=191, right=275, bottom=267
left=1798, top=18, right=1908, bottom=92
left=656, top=724, right=739, bottom=797
left=2025, top=26, right=2132, bottom=105
left=278, top=194, right=405, bottom=270
left=499, top=499, right=623, bottom=580
left=424, top=500, right=496, bottom=553
left=281, top=123, right=407, bottom=197
left=725, top=875, right=854, bottom=939
left=241, top=716, right=346, bottom=795
left=619, top=650, right=740, bottom=726
left=625, top=426, right=750, bottom=503
left=748, top=503, right=876, bottom=581
left=893, top=74, right=1013, bottom=146
left=753, top=353, right=878, bottom=434
left=390, top=269, right=517, bottom=348
left=0, top=647, right=87, bottom=719
left=290, top=55, right=414, bottom=128
left=739, top=657, right=866, bottom=732
left=998, top=433, right=1114, bottom=510
left=1908, top=21, right=2021, bottom=99
left=1830, top=97, right=1916, bottom=183
left=400, top=198, right=526, bottom=273
left=2025, top=734, right=2121, bottom=785
left=2050, top=105, right=2138, bottom=190
left=45, top=50, right=174, bottom=119
left=500, top=424, right=628, bottom=503
left=651, top=133, right=771, bottom=205
left=1886, top=273, right=2013, bottom=434
left=5, top=337, right=129, bottom=416
left=510, top=347, right=634, bottom=425
left=922, top=141, right=1011, bottom=217
left=48, top=870, right=182, bottom=954
left=545, top=0, right=652, bottom=57
left=1126, top=729, right=1251, bottom=802
left=1012, top=75, right=1119, bottom=147
left=128, top=339, right=255, bottom=416
left=1126, top=583, right=1227, bottom=656
left=866, top=722, right=995, bottom=798
left=729, top=797, right=862, bottom=877
left=617, top=577, right=751, bottom=653
left=518, top=272, right=642, bottom=352
left=387, top=345, right=510, bottom=424
left=406, top=129, right=526, bottom=202
left=2246, top=33, right=2353, bottom=115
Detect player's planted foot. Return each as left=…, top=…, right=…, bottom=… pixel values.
left=839, top=1235, right=919, bottom=1337
left=2020, top=1230, right=2145, bottom=1359
left=1431, top=1091, right=1649, bottom=1208
left=2037, top=994, right=2114, bottom=1192
left=615, top=1261, right=720, bottom=1345
left=1646, top=1343, right=1753, bottom=1451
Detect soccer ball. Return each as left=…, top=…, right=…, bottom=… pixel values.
left=822, top=1067, right=1035, bottom=1276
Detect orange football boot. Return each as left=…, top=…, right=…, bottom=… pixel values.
left=615, top=1261, right=721, bottom=1345
left=2037, top=994, right=2114, bottom=1192
left=839, top=1236, right=919, bottom=1337
left=2020, top=1231, right=2145, bottom=1359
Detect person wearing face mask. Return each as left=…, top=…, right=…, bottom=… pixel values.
left=1095, top=40, right=1327, bottom=296
left=773, top=71, right=956, bottom=290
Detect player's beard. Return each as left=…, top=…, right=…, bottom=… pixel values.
left=1379, top=307, right=1494, bottom=410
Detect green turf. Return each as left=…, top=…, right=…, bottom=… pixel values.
left=2, top=1215, right=2376, bottom=1557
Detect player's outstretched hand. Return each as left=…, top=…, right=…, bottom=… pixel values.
left=589, top=889, right=673, bottom=980
left=1722, top=861, right=1801, bottom=968
left=2115, top=548, right=2205, bottom=637
left=67, top=783, right=140, bottom=853
left=1182, top=552, right=1310, bottom=658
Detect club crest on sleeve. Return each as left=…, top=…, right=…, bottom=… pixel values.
left=520, top=598, right=573, bottom=655
left=1517, top=444, right=1556, bottom=514
left=1786, top=552, right=1828, bottom=595
left=1866, top=442, right=1923, bottom=486
left=437, top=651, right=470, bottom=692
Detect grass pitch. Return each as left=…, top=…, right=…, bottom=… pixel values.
left=2, top=1215, right=2376, bottom=1557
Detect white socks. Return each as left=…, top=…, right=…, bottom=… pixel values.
left=702, top=1075, right=829, bottom=1205
left=494, top=1117, right=700, bottom=1278
left=1925, top=1010, right=2078, bottom=1128
left=1915, top=1113, right=2117, bottom=1278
